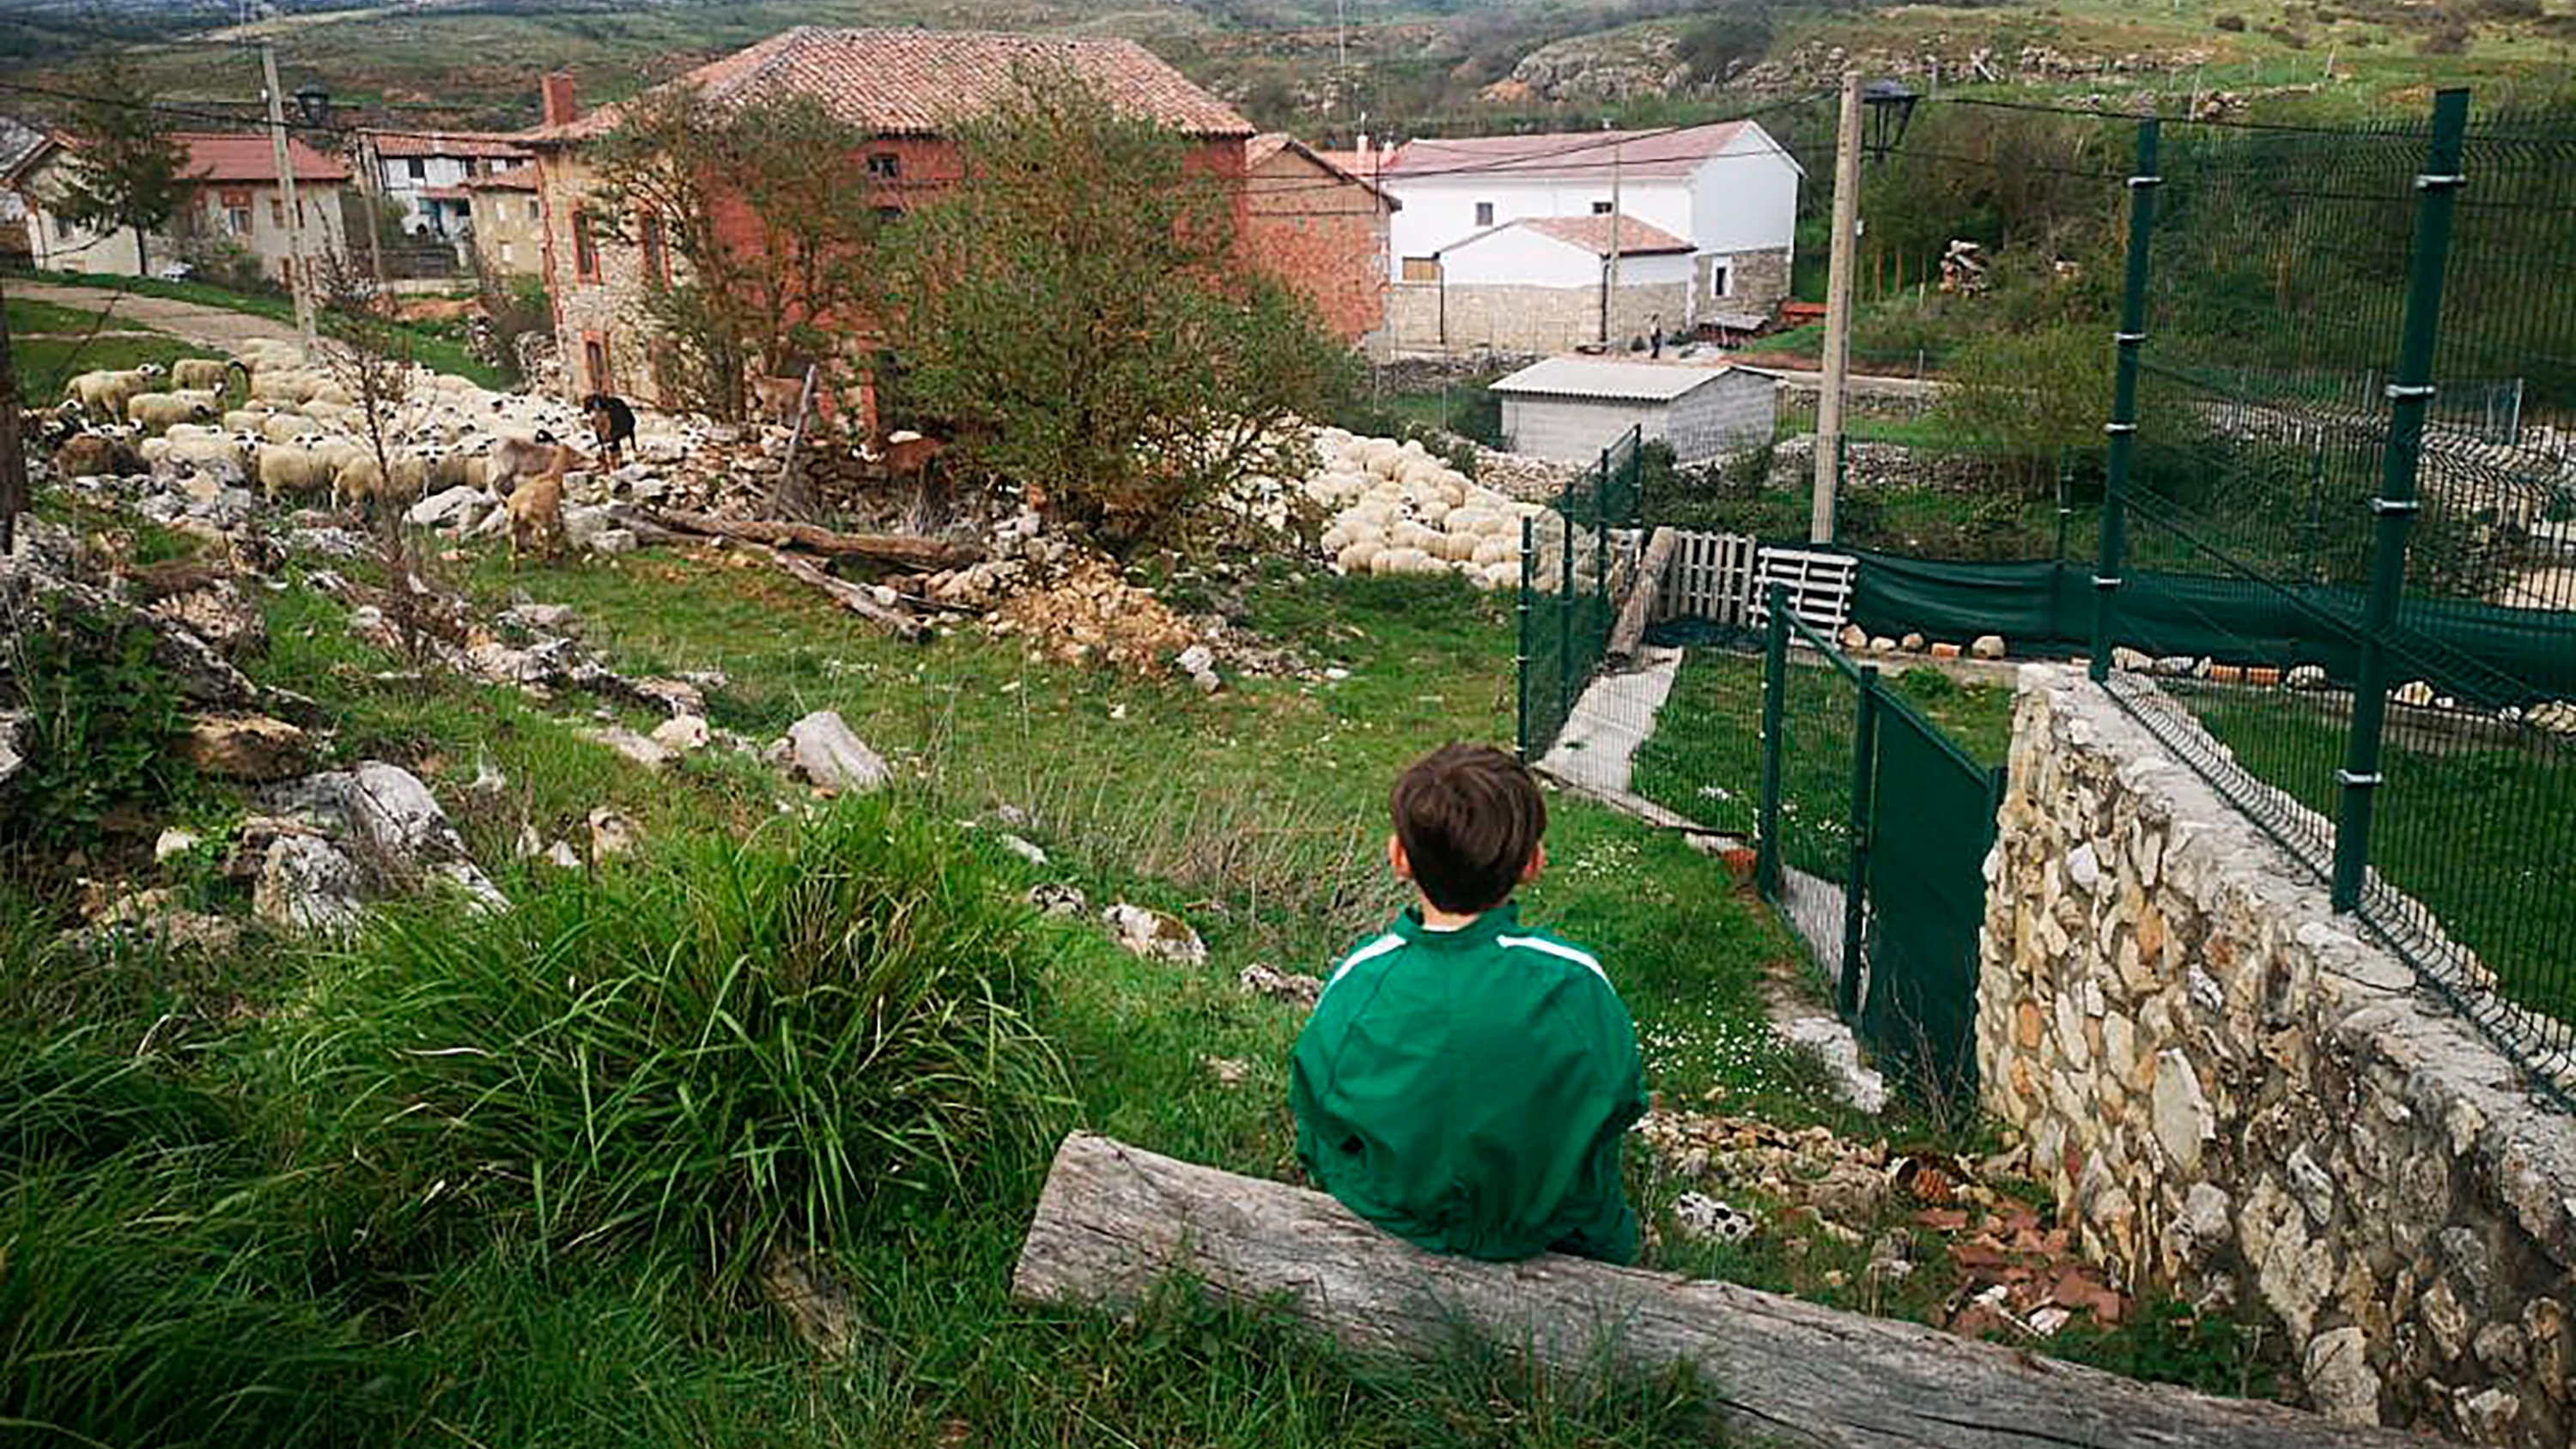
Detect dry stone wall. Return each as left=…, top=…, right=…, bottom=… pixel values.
left=1978, top=666, right=2576, bottom=1446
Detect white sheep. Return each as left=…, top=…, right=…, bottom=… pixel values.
left=256, top=443, right=331, bottom=501
left=169, top=357, right=234, bottom=392
left=125, top=391, right=219, bottom=432
left=64, top=366, right=161, bottom=421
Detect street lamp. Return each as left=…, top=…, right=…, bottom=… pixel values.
left=293, top=84, right=331, bottom=130
left=1861, top=80, right=1918, bottom=162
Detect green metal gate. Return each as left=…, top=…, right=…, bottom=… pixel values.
left=1757, top=591, right=2002, bottom=1103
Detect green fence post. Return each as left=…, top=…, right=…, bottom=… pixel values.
left=1756, top=584, right=1789, bottom=899
left=1557, top=492, right=1577, bottom=733
left=1516, top=515, right=1535, bottom=763
left=1839, top=664, right=1880, bottom=1021
left=2091, top=118, right=2160, bottom=682
left=2334, top=87, right=2470, bottom=914
left=1593, top=443, right=1611, bottom=648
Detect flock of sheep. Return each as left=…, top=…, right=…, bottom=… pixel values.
left=1303, top=428, right=1568, bottom=591
left=52, top=339, right=602, bottom=515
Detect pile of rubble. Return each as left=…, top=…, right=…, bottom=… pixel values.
left=1642, top=1107, right=2130, bottom=1339
left=990, top=553, right=1200, bottom=673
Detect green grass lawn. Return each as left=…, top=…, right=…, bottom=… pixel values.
left=13, top=333, right=228, bottom=410
left=2187, top=689, right=2576, bottom=1025
left=6, top=294, right=124, bottom=336
left=10, top=268, right=510, bottom=387
left=1630, top=649, right=2016, bottom=880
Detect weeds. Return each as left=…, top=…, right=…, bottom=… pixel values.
left=279, top=797, right=1070, bottom=1282
left=0, top=601, right=192, bottom=854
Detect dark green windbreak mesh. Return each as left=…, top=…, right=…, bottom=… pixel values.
left=1860, top=704, right=1998, bottom=1104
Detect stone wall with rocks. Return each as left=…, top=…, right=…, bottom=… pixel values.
left=1977, top=665, right=2576, bottom=1446
left=1388, top=278, right=1689, bottom=356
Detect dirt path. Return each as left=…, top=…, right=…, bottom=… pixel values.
left=10, top=282, right=302, bottom=355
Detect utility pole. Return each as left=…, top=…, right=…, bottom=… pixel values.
left=0, top=270, right=24, bottom=558
left=360, top=133, right=386, bottom=294
left=1811, top=70, right=1862, bottom=543
left=260, top=39, right=317, bottom=350
left=1603, top=124, right=1623, bottom=346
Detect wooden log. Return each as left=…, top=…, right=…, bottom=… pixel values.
left=650, top=508, right=982, bottom=571
left=1012, top=1134, right=2434, bottom=1449
left=758, top=546, right=927, bottom=642
left=1607, top=525, right=1677, bottom=664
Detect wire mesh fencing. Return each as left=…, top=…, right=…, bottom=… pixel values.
left=2093, top=94, right=2576, bottom=1102
left=1515, top=427, right=1646, bottom=766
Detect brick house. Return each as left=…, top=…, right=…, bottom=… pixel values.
left=518, top=27, right=1255, bottom=408
left=1243, top=132, right=1397, bottom=358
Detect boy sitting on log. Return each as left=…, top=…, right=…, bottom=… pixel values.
left=1291, top=744, right=1649, bottom=1264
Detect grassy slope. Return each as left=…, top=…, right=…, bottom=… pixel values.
left=10, top=270, right=509, bottom=386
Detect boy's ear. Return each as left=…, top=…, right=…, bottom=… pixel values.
left=1519, top=843, right=1547, bottom=884
left=1388, top=833, right=1412, bottom=882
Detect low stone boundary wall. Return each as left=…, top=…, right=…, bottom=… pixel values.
left=1977, top=665, right=2576, bottom=1446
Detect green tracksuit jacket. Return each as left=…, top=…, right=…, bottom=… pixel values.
left=1289, top=902, right=1648, bottom=1264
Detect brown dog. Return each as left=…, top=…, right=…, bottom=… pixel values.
left=506, top=446, right=574, bottom=566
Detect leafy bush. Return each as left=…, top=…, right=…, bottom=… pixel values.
left=1, top=605, right=191, bottom=852
left=1932, top=325, right=2112, bottom=494
left=280, top=797, right=1068, bottom=1280
left=2213, top=12, right=2248, bottom=31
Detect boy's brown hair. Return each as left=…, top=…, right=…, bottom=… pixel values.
left=1390, top=743, right=1546, bottom=914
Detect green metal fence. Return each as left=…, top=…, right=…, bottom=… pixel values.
left=1753, top=591, right=2003, bottom=1103
left=1515, top=427, right=1646, bottom=762
left=2092, top=94, right=2576, bottom=1106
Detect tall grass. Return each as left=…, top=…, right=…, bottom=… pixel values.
left=0, top=1032, right=393, bottom=1448
left=278, top=797, right=1069, bottom=1282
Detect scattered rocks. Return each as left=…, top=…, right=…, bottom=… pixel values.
left=587, top=807, right=641, bottom=859
left=178, top=713, right=311, bottom=782
left=2287, top=664, right=2330, bottom=690
left=1102, top=902, right=1206, bottom=967
left=1670, top=1191, right=1758, bottom=1246
left=1201, top=1055, right=1254, bottom=1088
left=1238, top=961, right=1325, bottom=1009
left=998, top=834, right=1048, bottom=866
left=1971, top=634, right=2007, bottom=660
left=648, top=713, right=710, bottom=754
left=783, top=710, right=889, bottom=793
left=1028, top=882, right=1088, bottom=919
left=0, top=710, right=25, bottom=788
left=589, top=724, right=675, bottom=771
left=253, top=834, right=364, bottom=935
left=2394, top=679, right=2438, bottom=708
left=153, top=827, right=202, bottom=864
left=2111, top=646, right=2152, bottom=672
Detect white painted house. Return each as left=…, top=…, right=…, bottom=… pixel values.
left=1377, top=120, right=1801, bottom=354
left=360, top=131, right=530, bottom=240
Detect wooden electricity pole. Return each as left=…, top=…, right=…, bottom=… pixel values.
left=261, top=39, right=318, bottom=350
left=1811, top=70, right=1862, bottom=544
left=0, top=271, right=24, bottom=558
left=1602, top=127, right=1623, bottom=346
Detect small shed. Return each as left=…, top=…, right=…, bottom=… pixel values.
left=1489, top=358, right=1777, bottom=465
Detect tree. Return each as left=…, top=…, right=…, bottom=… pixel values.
left=586, top=86, right=882, bottom=421
left=52, top=52, right=186, bottom=276
left=882, top=70, right=1346, bottom=551
left=1932, top=324, right=2113, bottom=495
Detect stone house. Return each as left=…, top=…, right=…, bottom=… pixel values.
left=17, top=130, right=350, bottom=282
left=1404, top=214, right=1694, bottom=356
left=357, top=130, right=532, bottom=240
left=1488, top=356, right=1776, bottom=464
left=464, top=162, right=543, bottom=278
left=1242, top=132, right=1397, bottom=356
left=518, top=27, right=1255, bottom=407
left=1378, top=120, right=1801, bottom=352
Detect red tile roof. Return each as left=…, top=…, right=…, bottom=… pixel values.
left=364, top=130, right=530, bottom=161
left=419, top=185, right=471, bottom=202
left=1385, top=121, right=1765, bottom=182
left=1516, top=215, right=1692, bottom=255
left=1248, top=131, right=1395, bottom=205
left=527, top=27, right=1253, bottom=144
left=465, top=163, right=538, bottom=191
left=172, top=130, right=349, bottom=185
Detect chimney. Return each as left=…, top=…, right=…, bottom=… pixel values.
left=540, top=72, right=580, bottom=129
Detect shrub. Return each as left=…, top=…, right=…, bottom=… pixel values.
left=279, top=797, right=1068, bottom=1281
left=1, top=603, right=191, bottom=853
left=2213, top=12, right=2248, bottom=31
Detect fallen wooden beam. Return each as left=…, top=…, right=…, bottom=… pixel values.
left=1012, top=1134, right=2433, bottom=1449
left=1607, top=525, right=1677, bottom=664
left=757, top=546, right=927, bottom=641
left=651, top=508, right=981, bottom=571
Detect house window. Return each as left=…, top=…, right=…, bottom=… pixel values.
left=270, top=199, right=286, bottom=227
left=227, top=206, right=252, bottom=235
left=1473, top=201, right=1493, bottom=227
left=639, top=212, right=666, bottom=284
left=406, top=158, right=426, bottom=181
left=1709, top=262, right=1731, bottom=298
left=1400, top=256, right=1440, bottom=283
left=499, top=240, right=514, bottom=266
left=1591, top=200, right=1613, bottom=215
left=573, top=211, right=599, bottom=281
left=52, top=213, right=70, bottom=240
left=583, top=334, right=612, bottom=393
left=866, top=152, right=900, bottom=180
